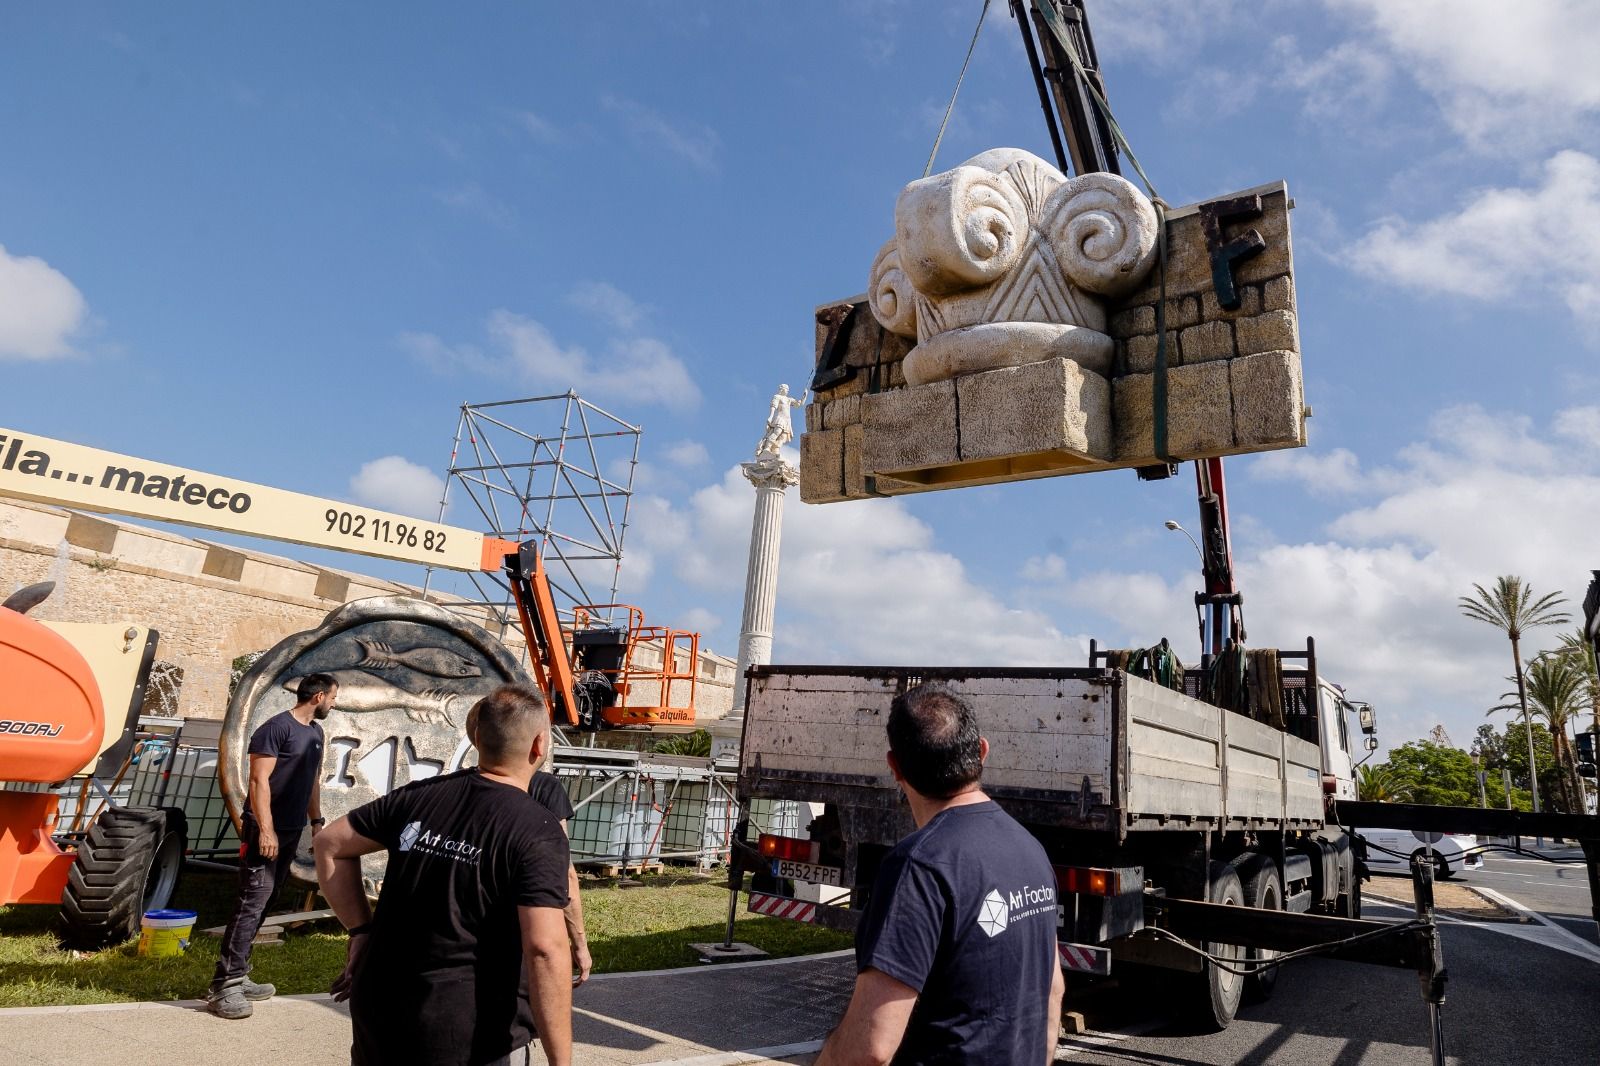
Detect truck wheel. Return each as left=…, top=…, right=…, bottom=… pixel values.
left=1184, top=861, right=1245, bottom=1031
left=1235, top=856, right=1283, bottom=1004
left=59, top=807, right=186, bottom=950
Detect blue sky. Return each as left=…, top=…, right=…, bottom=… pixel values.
left=4, top=2, right=1598, bottom=755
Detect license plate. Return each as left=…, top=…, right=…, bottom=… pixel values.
left=773, top=859, right=843, bottom=886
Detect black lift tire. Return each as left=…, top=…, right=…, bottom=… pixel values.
left=59, top=807, right=185, bottom=950
left=1184, top=861, right=1246, bottom=1032
left=1235, top=855, right=1284, bottom=1004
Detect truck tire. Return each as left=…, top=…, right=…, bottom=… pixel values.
left=59, top=807, right=186, bottom=950
left=1235, top=856, right=1283, bottom=1004
left=1184, top=861, right=1245, bottom=1031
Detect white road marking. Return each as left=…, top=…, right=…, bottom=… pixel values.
left=1471, top=886, right=1600, bottom=966
left=584, top=948, right=854, bottom=982
left=640, top=1040, right=824, bottom=1065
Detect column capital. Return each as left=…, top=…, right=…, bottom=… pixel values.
left=741, top=455, right=799, bottom=490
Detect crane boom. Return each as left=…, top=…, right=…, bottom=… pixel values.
left=0, top=425, right=514, bottom=573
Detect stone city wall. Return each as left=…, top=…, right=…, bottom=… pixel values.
left=0, top=498, right=734, bottom=722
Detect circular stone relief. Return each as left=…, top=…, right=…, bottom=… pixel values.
left=220, top=595, right=531, bottom=890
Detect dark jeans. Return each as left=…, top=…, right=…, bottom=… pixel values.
left=211, top=822, right=299, bottom=993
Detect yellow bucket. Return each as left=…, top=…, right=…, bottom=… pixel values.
left=137, top=909, right=197, bottom=957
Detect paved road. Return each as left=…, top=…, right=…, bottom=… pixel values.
left=1057, top=848, right=1600, bottom=1065
left=0, top=952, right=852, bottom=1066
left=1461, top=845, right=1596, bottom=946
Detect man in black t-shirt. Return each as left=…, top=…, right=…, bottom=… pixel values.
left=462, top=709, right=592, bottom=987
left=815, top=682, right=1064, bottom=1066
left=315, top=684, right=572, bottom=1066
left=207, top=673, right=334, bottom=1020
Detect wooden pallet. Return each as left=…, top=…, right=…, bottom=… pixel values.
left=581, top=860, right=665, bottom=878
left=199, top=907, right=337, bottom=938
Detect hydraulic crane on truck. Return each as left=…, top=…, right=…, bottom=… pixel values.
left=0, top=424, right=697, bottom=945
left=1024, top=0, right=1598, bottom=1050
left=1014, top=0, right=1249, bottom=665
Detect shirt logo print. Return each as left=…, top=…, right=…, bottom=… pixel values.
left=398, top=821, right=422, bottom=852
left=978, top=889, right=1009, bottom=938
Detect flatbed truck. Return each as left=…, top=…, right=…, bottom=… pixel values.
left=727, top=642, right=1373, bottom=1030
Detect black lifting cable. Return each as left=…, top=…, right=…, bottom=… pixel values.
left=1135, top=918, right=1432, bottom=978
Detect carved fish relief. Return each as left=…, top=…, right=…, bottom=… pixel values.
left=281, top=668, right=468, bottom=727
left=353, top=637, right=482, bottom=679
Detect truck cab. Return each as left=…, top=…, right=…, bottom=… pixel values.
left=1318, top=682, right=1362, bottom=801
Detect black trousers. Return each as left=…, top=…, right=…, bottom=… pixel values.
left=211, top=822, right=298, bottom=992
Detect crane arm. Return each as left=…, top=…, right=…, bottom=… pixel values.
left=0, top=425, right=513, bottom=573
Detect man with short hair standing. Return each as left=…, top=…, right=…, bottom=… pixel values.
left=816, top=681, right=1065, bottom=1066
left=315, top=683, right=572, bottom=1066
left=208, top=673, right=335, bottom=1019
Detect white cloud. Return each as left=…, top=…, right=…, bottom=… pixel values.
left=1249, top=447, right=1365, bottom=496
left=349, top=456, right=446, bottom=519
left=1348, top=150, right=1600, bottom=330
left=403, top=307, right=701, bottom=411
left=1329, top=0, right=1600, bottom=148
left=434, top=183, right=515, bottom=228
left=0, top=244, right=88, bottom=361
left=663, top=440, right=710, bottom=469
left=568, top=281, right=645, bottom=331
left=601, top=95, right=720, bottom=174
left=1053, top=404, right=1600, bottom=750
left=631, top=464, right=1087, bottom=666
left=676, top=606, right=722, bottom=637
left=516, top=110, right=560, bottom=142
left=1089, top=0, right=1241, bottom=62
left=1554, top=406, right=1600, bottom=450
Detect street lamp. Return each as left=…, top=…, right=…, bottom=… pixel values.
left=1164, top=520, right=1203, bottom=566
left=1164, top=520, right=1207, bottom=661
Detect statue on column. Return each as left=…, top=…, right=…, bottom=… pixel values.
left=755, top=384, right=805, bottom=458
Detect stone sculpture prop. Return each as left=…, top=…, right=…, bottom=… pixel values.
left=869, top=147, right=1158, bottom=386
left=799, top=148, right=1308, bottom=503
left=221, top=595, right=531, bottom=891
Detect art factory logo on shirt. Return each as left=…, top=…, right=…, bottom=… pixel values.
left=977, top=883, right=1056, bottom=938
left=396, top=820, right=482, bottom=864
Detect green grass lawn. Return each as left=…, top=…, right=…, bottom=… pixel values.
left=0, top=867, right=850, bottom=1008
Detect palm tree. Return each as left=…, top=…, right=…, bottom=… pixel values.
left=1558, top=628, right=1600, bottom=739
left=1357, top=764, right=1413, bottom=803
left=1460, top=576, right=1569, bottom=814
left=1491, top=654, right=1586, bottom=813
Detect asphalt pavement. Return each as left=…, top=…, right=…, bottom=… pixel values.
left=1056, top=844, right=1599, bottom=1065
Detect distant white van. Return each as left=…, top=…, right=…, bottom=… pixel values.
left=1358, top=829, right=1483, bottom=879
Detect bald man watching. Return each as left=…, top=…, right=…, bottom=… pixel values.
left=315, top=684, right=572, bottom=1066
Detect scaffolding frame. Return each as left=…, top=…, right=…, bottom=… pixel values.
left=423, top=392, right=642, bottom=629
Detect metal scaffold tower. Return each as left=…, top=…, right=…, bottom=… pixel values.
left=422, top=392, right=641, bottom=629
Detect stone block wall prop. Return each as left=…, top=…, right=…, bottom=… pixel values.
left=799, top=181, right=1307, bottom=503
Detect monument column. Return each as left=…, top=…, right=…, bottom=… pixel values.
left=730, top=454, right=799, bottom=712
